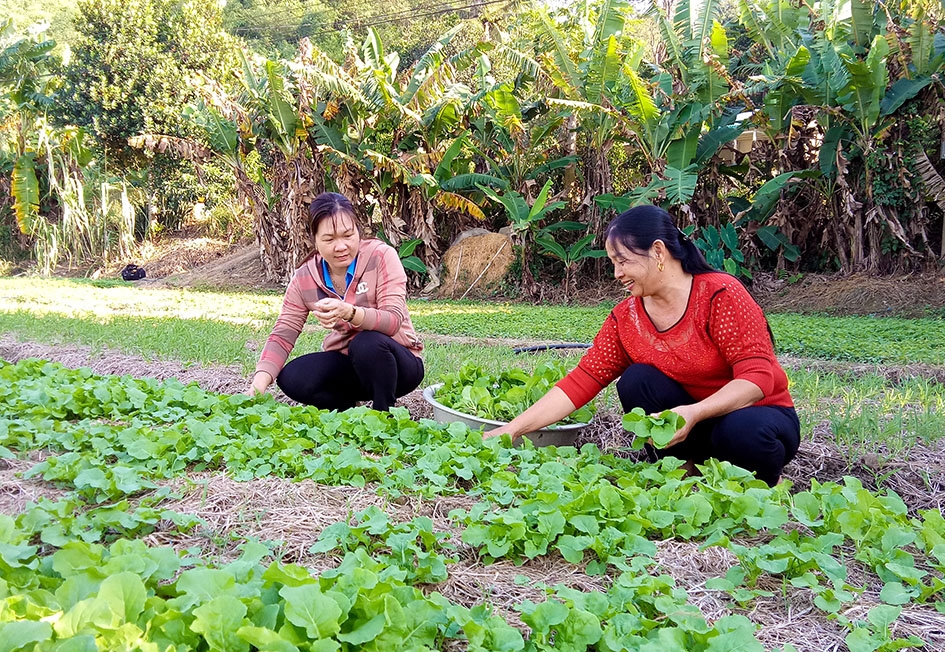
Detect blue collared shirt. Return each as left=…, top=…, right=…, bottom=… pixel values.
left=321, top=258, right=358, bottom=294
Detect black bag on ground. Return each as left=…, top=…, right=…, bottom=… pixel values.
left=121, top=264, right=146, bottom=281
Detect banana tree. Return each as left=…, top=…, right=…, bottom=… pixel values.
left=738, top=0, right=945, bottom=272
left=3, top=21, right=137, bottom=273
left=183, top=25, right=487, bottom=283
left=799, top=1, right=935, bottom=270
left=239, top=50, right=324, bottom=282
left=594, top=0, right=751, bottom=239
left=466, top=79, right=576, bottom=204
left=2, top=18, right=57, bottom=242
left=535, top=0, right=634, bottom=238
left=477, top=178, right=566, bottom=295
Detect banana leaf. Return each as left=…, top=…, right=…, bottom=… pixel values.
left=400, top=24, right=464, bottom=105
left=663, top=165, right=698, bottom=206
left=908, top=14, right=934, bottom=77
left=525, top=155, right=579, bottom=180
left=401, top=256, right=427, bottom=273
left=818, top=126, right=849, bottom=177
left=879, top=77, right=933, bottom=117
left=439, top=174, right=508, bottom=192
left=585, top=34, right=622, bottom=106
left=738, top=169, right=821, bottom=223
left=539, top=13, right=580, bottom=96
left=12, top=152, right=39, bottom=235
left=593, top=0, right=628, bottom=43
left=433, top=132, right=469, bottom=184
left=264, top=60, right=298, bottom=149
left=695, top=123, right=746, bottom=165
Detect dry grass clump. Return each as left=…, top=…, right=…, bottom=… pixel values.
left=435, top=557, right=610, bottom=630
left=753, top=271, right=945, bottom=318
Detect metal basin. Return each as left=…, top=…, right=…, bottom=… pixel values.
left=421, top=383, right=586, bottom=447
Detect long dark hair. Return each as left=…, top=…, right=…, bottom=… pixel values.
left=308, top=192, right=362, bottom=237
left=604, top=205, right=715, bottom=275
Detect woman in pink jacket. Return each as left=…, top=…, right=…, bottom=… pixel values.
left=248, top=192, right=424, bottom=411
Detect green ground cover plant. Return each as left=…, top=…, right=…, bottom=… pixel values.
left=0, top=359, right=942, bottom=650
left=1, top=278, right=943, bottom=368
left=768, top=314, right=945, bottom=365
left=1, top=277, right=941, bottom=462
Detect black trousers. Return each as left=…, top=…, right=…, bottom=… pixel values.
left=616, top=364, right=800, bottom=486
left=276, top=331, right=424, bottom=412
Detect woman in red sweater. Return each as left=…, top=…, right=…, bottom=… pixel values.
left=487, top=205, right=799, bottom=486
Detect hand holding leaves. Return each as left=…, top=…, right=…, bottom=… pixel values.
left=622, top=408, right=686, bottom=450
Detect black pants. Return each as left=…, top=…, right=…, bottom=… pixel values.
left=616, top=364, right=800, bottom=486
left=276, top=331, right=424, bottom=411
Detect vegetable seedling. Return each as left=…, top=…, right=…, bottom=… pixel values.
left=622, top=407, right=686, bottom=449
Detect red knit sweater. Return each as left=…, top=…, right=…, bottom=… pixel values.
left=557, top=272, right=794, bottom=409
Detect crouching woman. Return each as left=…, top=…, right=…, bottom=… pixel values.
left=248, top=192, right=424, bottom=412
left=485, top=205, right=799, bottom=486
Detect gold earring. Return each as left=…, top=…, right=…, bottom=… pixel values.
left=657, top=261, right=664, bottom=272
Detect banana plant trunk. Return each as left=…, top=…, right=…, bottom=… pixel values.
left=249, top=152, right=323, bottom=284
left=583, top=147, right=613, bottom=243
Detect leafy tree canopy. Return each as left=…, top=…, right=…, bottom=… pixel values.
left=0, top=20, right=59, bottom=120
left=57, top=0, right=237, bottom=163
left=222, top=0, right=502, bottom=67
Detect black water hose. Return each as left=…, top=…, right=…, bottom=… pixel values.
left=513, top=343, right=592, bottom=354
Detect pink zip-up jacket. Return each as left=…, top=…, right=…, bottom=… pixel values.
left=254, top=238, right=423, bottom=381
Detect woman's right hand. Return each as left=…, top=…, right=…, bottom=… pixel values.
left=481, top=387, right=577, bottom=441
left=246, top=371, right=273, bottom=397
left=483, top=427, right=516, bottom=440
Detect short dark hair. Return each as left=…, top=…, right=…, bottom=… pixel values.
left=309, top=192, right=361, bottom=237
left=604, top=205, right=715, bottom=275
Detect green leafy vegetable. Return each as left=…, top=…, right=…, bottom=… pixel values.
left=622, top=407, right=686, bottom=449
left=435, top=362, right=594, bottom=425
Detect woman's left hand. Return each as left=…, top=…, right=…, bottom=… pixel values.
left=660, top=403, right=700, bottom=448
left=313, top=298, right=351, bottom=329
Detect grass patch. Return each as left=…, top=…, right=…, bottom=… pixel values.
left=3, top=278, right=943, bottom=364
left=790, top=368, right=945, bottom=460
left=409, top=300, right=613, bottom=341
left=770, top=313, right=945, bottom=364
